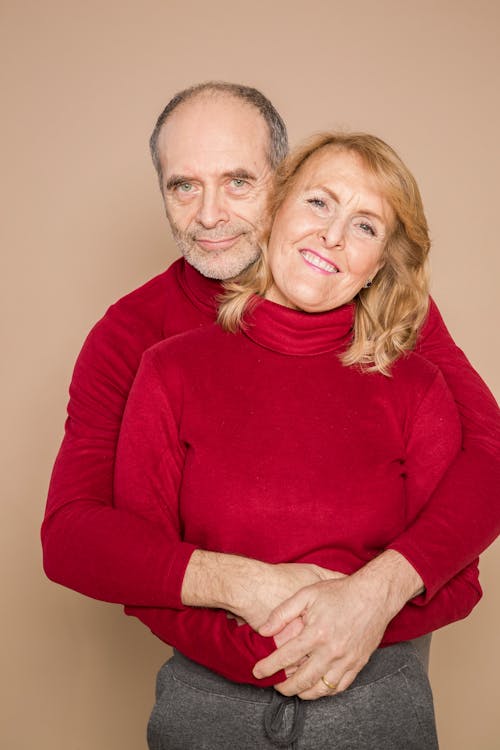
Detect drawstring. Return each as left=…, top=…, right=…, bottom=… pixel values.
left=263, top=691, right=306, bottom=750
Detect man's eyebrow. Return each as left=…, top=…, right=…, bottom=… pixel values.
left=165, top=175, right=191, bottom=190
left=222, top=169, right=257, bottom=181
left=165, top=169, right=257, bottom=191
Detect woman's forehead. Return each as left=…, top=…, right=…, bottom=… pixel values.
left=291, top=147, right=394, bottom=219
left=296, top=147, right=378, bottom=188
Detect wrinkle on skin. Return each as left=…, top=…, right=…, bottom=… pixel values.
left=265, top=149, right=394, bottom=312
left=158, top=94, right=274, bottom=279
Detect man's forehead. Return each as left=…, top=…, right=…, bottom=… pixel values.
left=158, top=94, right=270, bottom=175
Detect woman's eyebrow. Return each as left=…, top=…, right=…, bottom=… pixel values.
left=312, top=185, right=386, bottom=223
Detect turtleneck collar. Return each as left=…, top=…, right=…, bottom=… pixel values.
left=176, top=260, right=355, bottom=355
left=243, top=297, right=355, bottom=356
left=178, top=259, right=223, bottom=317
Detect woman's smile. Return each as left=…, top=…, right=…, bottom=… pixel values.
left=299, top=249, right=340, bottom=274
left=265, top=147, right=393, bottom=313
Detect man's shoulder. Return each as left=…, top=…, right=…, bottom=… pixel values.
left=104, top=258, right=184, bottom=329
left=386, top=348, right=456, bottom=427
left=71, top=259, right=186, bottom=385
left=415, top=297, right=458, bottom=356
left=392, top=348, right=440, bottom=387
left=86, top=259, right=186, bottom=348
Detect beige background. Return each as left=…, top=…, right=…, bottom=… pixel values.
left=1, top=1, right=499, bottom=748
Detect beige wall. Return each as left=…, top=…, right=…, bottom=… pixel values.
left=2, top=1, right=499, bottom=748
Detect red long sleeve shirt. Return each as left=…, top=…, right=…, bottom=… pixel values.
left=42, top=260, right=500, bottom=678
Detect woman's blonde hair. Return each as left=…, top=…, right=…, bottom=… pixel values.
left=218, top=132, right=430, bottom=375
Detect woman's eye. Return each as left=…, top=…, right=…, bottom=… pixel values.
left=307, top=197, right=327, bottom=209
left=357, top=221, right=376, bottom=237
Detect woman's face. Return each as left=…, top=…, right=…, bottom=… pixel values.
left=266, top=148, right=394, bottom=313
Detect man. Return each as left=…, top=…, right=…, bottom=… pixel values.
left=42, top=82, right=500, bottom=700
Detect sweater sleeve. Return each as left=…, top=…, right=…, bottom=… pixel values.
left=115, top=349, right=281, bottom=685
left=124, top=606, right=280, bottom=686
left=41, top=299, right=197, bottom=606
left=382, top=368, right=482, bottom=641
left=387, top=298, right=500, bottom=600
left=113, top=348, right=197, bottom=607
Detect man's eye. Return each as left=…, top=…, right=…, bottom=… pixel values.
left=231, top=178, right=247, bottom=188
left=178, top=183, right=193, bottom=192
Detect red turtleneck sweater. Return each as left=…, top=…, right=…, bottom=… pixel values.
left=42, top=260, right=500, bottom=682
left=113, top=296, right=481, bottom=684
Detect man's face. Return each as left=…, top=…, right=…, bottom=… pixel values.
left=158, top=94, right=274, bottom=280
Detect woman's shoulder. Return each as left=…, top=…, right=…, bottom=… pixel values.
left=141, top=323, right=235, bottom=371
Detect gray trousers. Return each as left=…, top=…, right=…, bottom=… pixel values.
left=147, top=638, right=438, bottom=750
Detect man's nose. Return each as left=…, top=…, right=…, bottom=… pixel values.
left=196, top=188, right=229, bottom=228
left=320, top=217, right=346, bottom=249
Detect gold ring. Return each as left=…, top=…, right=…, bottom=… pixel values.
left=321, top=675, right=337, bottom=691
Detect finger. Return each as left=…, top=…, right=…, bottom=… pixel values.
left=335, top=667, right=358, bottom=693
left=298, top=673, right=339, bottom=700
left=297, top=682, right=336, bottom=700
left=270, top=652, right=330, bottom=697
left=259, top=589, right=309, bottom=637
left=284, top=653, right=309, bottom=678
left=297, top=666, right=359, bottom=700
left=253, top=632, right=311, bottom=679
left=273, top=617, right=304, bottom=648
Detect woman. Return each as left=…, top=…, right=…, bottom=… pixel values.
left=114, top=133, right=481, bottom=749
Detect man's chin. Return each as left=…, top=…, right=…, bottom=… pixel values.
left=182, top=247, right=261, bottom=281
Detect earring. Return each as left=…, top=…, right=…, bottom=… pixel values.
left=364, top=279, right=372, bottom=288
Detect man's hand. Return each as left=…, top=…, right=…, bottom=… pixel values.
left=253, top=550, right=424, bottom=699
left=235, top=561, right=345, bottom=630
left=181, top=550, right=343, bottom=631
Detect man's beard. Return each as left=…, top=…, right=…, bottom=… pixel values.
left=171, top=223, right=262, bottom=280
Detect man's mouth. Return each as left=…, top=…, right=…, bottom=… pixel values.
left=195, top=235, right=240, bottom=251
left=300, top=249, right=340, bottom=274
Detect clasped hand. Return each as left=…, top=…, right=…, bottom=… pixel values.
left=251, top=574, right=393, bottom=700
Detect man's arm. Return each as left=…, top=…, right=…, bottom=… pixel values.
left=41, top=284, right=343, bottom=686
left=253, top=550, right=424, bottom=695
left=41, top=280, right=335, bottom=614
left=180, top=550, right=342, bottom=630
left=252, top=552, right=481, bottom=697
left=387, top=298, right=500, bottom=597
left=41, top=300, right=202, bottom=606
left=125, top=552, right=343, bottom=686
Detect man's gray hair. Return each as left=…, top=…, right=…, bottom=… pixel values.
left=149, top=81, right=289, bottom=187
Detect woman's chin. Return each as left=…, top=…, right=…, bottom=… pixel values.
left=289, top=293, right=345, bottom=314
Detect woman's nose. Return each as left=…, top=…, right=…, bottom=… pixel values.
left=319, top=217, right=346, bottom=248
